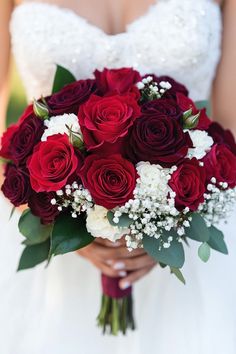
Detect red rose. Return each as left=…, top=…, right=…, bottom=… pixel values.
left=207, top=122, right=236, bottom=155
left=203, top=144, right=236, bottom=188
left=28, top=191, right=59, bottom=225
left=79, top=154, right=137, bottom=209
left=176, top=93, right=211, bottom=130
left=141, top=98, right=183, bottom=121
left=0, top=124, right=18, bottom=160
left=11, top=115, right=44, bottom=165
left=78, top=94, right=141, bottom=153
left=19, top=104, right=34, bottom=123
left=47, top=79, right=96, bottom=115
left=94, top=67, right=141, bottom=95
left=169, top=158, right=206, bottom=211
left=1, top=165, right=31, bottom=207
left=127, top=113, right=192, bottom=167
left=27, top=134, right=79, bottom=192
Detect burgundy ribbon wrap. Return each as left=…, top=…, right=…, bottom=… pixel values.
left=101, top=274, right=132, bottom=299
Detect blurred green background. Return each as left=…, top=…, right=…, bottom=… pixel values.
left=7, top=61, right=27, bottom=126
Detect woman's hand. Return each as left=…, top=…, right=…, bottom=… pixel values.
left=77, top=238, right=157, bottom=290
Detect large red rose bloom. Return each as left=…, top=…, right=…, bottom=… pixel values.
left=169, top=158, right=206, bottom=211
left=78, top=93, right=141, bottom=153
left=79, top=154, right=137, bottom=210
left=27, top=134, right=79, bottom=192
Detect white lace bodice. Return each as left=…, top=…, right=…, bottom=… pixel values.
left=10, top=0, right=222, bottom=101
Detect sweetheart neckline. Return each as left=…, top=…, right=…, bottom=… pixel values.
left=14, top=0, right=220, bottom=38
left=14, top=0, right=166, bottom=37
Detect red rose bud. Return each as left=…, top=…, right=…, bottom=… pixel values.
left=27, top=134, right=79, bottom=192
left=28, top=191, right=59, bottom=225
left=127, top=113, right=193, bottom=167
left=79, top=154, right=137, bottom=210
left=94, top=67, right=141, bottom=95
left=46, top=79, right=96, bottom=116
left=176, top=93, right=211, bottom=130
left=1, top=165, right=31, bottom=207
left=169, top=158, right=206, bottom=211
left=78, top=93, right=141, bottom=153
left=203, top=144, right=236, bottom=188
left=33, top=98, right=49, bottom=119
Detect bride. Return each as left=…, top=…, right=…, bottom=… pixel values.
left=0, top=0, right=236, bottom=353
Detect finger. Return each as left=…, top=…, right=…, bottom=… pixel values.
left=94, top=238, right=124, bottom=248
left=109, top=255, right=156, bottom=271
left=91, top=259, right=128, bottom=278
left=119, top=264, right=157, bottom=289
left=91, top=243, right=145, bottom=260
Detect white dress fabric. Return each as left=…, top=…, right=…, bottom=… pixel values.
left=0, top=1, right=236, bottom=353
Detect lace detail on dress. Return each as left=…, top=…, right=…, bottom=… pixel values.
left=10, top=0, right=222, bottom=101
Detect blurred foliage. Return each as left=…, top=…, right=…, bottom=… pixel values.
left=6, top=60, right=27, bottom=127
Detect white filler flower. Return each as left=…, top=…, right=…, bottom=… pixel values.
left=86, top=205, right=129, bottom=242
left=41, top=113, right=81, bottom=141
left=187, top=130, right=214, bottom=159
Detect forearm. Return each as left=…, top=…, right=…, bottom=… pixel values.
left=211, top=0, right=236, bottom=137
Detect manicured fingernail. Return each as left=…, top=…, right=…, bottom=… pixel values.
left=106, top=260, right=113, bottom=265
left=113, top=262, right=125, bottom=270
left=120, top=281, right=131, bottom=290
left=111, top=241, right=121, bottom=247
left=118, top=271, right=127, bottom=277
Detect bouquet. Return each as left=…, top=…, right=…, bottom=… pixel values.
left=1, top=66, right=236, bottom=335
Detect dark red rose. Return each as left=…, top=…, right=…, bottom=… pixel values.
left=1, top=165, right=31, bottom=207
left=142, top=74, right=189, bottom=98
left=176, top=93, right=211, bottom=130
left=207, top=122, right=236, bottom=155
left=0, top=124, right=18, bottom=160
left=203, top=144, right=236, bottom=188
left=27, top=134, right=79, bottom=192
left=11, top=115, right=44, bottom=165
left=94, top=67, right=141, bottom=95
left=79, top=154, right=137, bottom=209
left=78, top=93, right=141, bottom=153
left=141, top=98, right=183, bottom=121
left=28, top=191, right=59, bottom=225
left=169, top=158, right=206, bottom=211
left=19, top=104, right=34, bottom=123
left=127, top=113, right=192, bottom=167
left=47, top=79, right=96, bottom=115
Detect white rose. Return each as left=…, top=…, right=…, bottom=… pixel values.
left=187, top=130, right=213, bottom=159
left=86, top=205, right=129, bottom=242
left=41, top=113, right=82, bottom=141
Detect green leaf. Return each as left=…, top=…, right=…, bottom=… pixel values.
left=170, top=267, right=186, bottom=284
left=195, top=100, right=211, bottom=116
left=107, top=211, right=132, bottom=228
left=17, top=239, right=50, bottom=271
left=143, top=230, right=185, bottom=268
left=18, top=209, right=52, bottom=245
left=198, top=242, right=211, bottom=263
left=50, top=214, right=94, bottom=256
left=207, top=225, right=228, bottom=255
left=9, top=206, right=16, bottom=220
left=52, top=65, right=76, bottom=93
left=185, top=214, right=210, bottom=243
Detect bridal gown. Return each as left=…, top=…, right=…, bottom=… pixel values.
left=0, top=1, right=236, bottom=353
